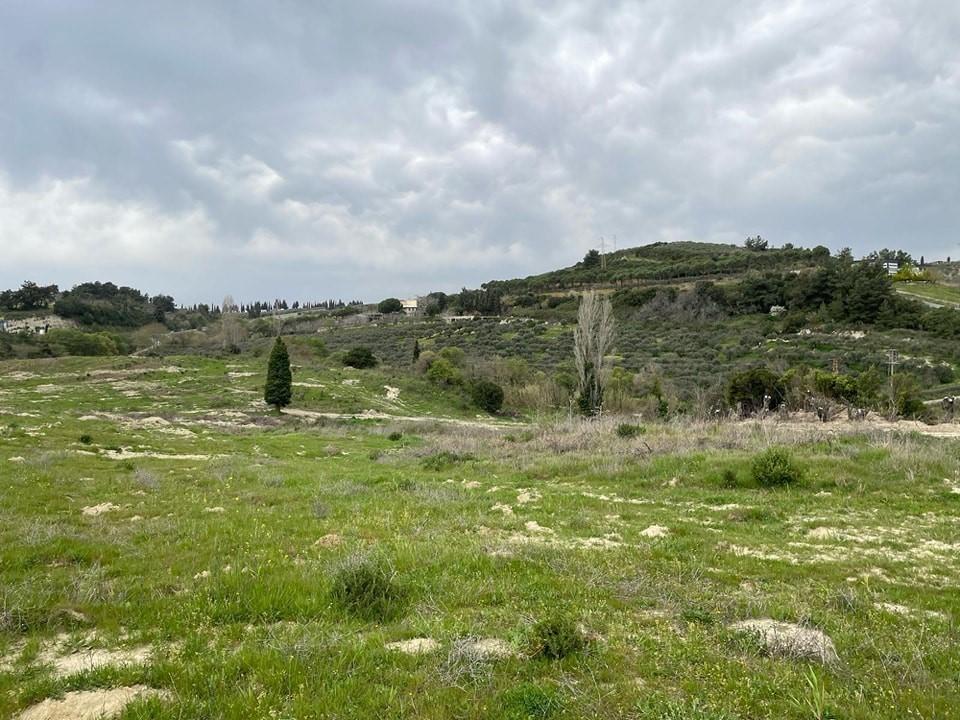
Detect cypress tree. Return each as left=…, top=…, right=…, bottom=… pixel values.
left=412, top=338, right=420, bottom=364
left=264, top=337, right=292, bottom=411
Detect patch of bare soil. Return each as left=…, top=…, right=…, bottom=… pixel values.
left=15, top=686, right=170, bottom=720
left=730, top=619, right=838, bottom=663
left=386, top=637, right=439, bottom=654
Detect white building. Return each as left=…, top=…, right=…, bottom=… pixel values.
left=401, top=298, right=419, bottom=315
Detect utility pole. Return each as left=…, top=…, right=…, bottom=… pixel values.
left=600, top=236, right=607, bottom=270
left=886, top=349, right=899, bottom=377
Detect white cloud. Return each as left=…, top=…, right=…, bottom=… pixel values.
left=0, top=173, right=216, bottom=270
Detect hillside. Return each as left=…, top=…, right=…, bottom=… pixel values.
left=484, top=241, right=830, bottom=295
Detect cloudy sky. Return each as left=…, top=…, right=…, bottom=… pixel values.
left=1, top=1, right=958, bottom=305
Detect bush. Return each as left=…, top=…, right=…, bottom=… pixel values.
left=329, top=554, right=405, bottom=622
left=751, top=447, right=803, bottom=487
left=426, top=357, right=461, bottom=386
left=529, top=614, right=585, bottom=659
left=469, top=379, right=505, bottom=414
left=720, top=468, right=738, bottom=489
left=421, top=451, right=474, bottom=470
left=78, top=434, right=93, bottom=445
left=342, top=346, right=378, bottom=369
left=615, top=423, right=646, bottom=438
left=387, top=431, right=403, bottom=442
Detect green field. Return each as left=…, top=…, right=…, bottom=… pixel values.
left=1, top=355, right=959, bottom=719
left=895, top=282, right=960, bottom=307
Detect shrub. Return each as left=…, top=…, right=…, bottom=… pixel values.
left=469, top=379, right=505, bottom=414
left=529, top=614, right=585, bottom=659
left=421, top=451, right=474, bottom=470
left=329, top=554, right=405, bottom=622
left=342, top=346, right=378, bottom=369
left=616, top=422, right=646, bottom=438
left=720, top=468, right=738, bottom=489
left=387, top=431, right=403, bottom=442
left=751, top=447, right=803, bottom=487
left=426, top=357, right=461, bottom=386
left=78, top=434, right=93, bottom=445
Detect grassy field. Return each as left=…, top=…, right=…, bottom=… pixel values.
left=1, top=355, right=959, bottom=719
left=895, top=283, right=960, bottom=307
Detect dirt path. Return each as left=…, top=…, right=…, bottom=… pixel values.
left=281, top=407, right=524, bottom=431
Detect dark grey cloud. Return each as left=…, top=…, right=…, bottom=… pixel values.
left=1, top=1, right=958, bottom=304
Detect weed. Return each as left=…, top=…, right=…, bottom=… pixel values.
left=312, top=500, right=330, bottom=519
left=133, top=468, right=159, bottom=489
left=78, top=433, right=93, bottom=445
left=719, top=468, right=738, bottom=488
left=421, top=451, right=475, bottom=470
left=752, top=447, right=803, bottom=487
left=616, top=423, right=646, bottom=438
left=788, top=666, right=836, bottom=719
left=387, top=431, right=403, bottom=442
left=529, top=614, right=585, bottom=659
left=499, top=683, right=563, bottom=719
left=330, top=554, right=406, bottom=622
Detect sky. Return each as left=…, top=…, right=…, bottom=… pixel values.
left=1, top=1, right=958, bottom=305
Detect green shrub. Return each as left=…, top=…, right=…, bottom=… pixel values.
left=530, top=614, right=585, bottom=659
left=469, top=379, right=504, bottom=414
left=342, top=346, right=378, bottom=369
left=329, top=554, right=405, bottom=622
left=78, top=434, right=93, bottom=445
left=751, top=447, right=803, bottom=487
left=387, top=431, right=403, bottom=442
left=426, top=357, right=461, bottom=386
left=616, top=422, right=646, bottom=438
left=720, top=468, right=738, bottom=488
left=421, top=451, right=474, bottom=470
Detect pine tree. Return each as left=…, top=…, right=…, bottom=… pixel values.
left=412, top=339, right=421, bottom=364
left=264, top=337, right=292, bottom=411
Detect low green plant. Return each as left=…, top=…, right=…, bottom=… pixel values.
left=329, top=554, right=405, bottom=622
left=499, top=683, right=563, bottom=719
left=720, top=468, right=738, bottom=488
left=751, top=447, right=803, bottom=487
left=616, top=422, right=646, bottom=438
left=530, top=613, right=585, bottom=659
left=387, top=431, right=403, bottom=442
left=788, top=666, right=836, bottom=719
left=78, top=434, right=93, bottom=445
left=421, top=451, right=474, bottom=470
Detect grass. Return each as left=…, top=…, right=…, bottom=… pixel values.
left=0, top=354, right=959, bottom=718
left=895, top=282, right=960, bottom=307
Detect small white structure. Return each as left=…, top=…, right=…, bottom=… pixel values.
left=883, top=262, right=899, bottom=275
left=769, top=305, right=787, bottom=316
left=401, top=298, right=419, bottom=315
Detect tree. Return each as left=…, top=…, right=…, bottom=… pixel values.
left=378, top=297, right=404, bottom=314
left=342, top=346, right=378, bottom=369
left=412, top=339, right=421, bottom=364
left=582, top=249, right=601, bottom=268
left=221, top=294, right=244, bottom=351
left=573, top=291, right=615, bottom=416
left=469, top=379, right=504, bottom=414
left=264, top=337, right=292, bottom=411
left=745, top=236, right=768, bottom=251
left=727, top=367, right=784, bottom=414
